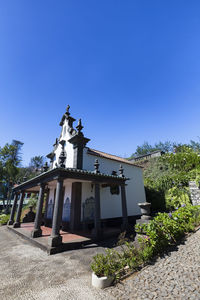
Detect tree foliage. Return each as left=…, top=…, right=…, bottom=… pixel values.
left=0, top=141, right=45, bottom=213
left=0, top=140, right=24, bottom=208
left=29, top=155, right=45, bottom=170
left=143, top=145, right=200, bottom=211
left=131, top=140, right=174, bottom=157
left=131, top=139, right=200, bottom=158
left=0, top=140, right=23, bottom=185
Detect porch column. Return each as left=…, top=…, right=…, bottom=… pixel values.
left=13, top=192, right=25, bottom=228
left=31, top=183, right=46, bottom=238
left=121, top=184, right=128, bottom=230
left=94, top=183, right=102, bottom=239
left=7, top=193, right=18, bottom=225
left=48, top=178, right=64, bottom=247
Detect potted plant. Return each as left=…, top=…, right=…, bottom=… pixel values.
left=91, top=249, right=119, bottom=288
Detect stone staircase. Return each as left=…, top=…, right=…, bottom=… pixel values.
left=189, top=181, right=200, bottom=206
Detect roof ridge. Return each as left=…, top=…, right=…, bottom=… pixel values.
left=87, top=148, right=142, bottom=168
left=90, top=148, right=127, bottom=159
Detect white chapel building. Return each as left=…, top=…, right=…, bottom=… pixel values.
left=9, top=106, right=146, bottom=251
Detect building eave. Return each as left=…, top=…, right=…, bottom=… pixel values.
left=13, top=167, right=128, bottom=193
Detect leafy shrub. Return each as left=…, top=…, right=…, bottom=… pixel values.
left=91, top=249, right=121, bottom=277
left=160, top=147, right=200, bottom=173
left=120, top=242, right=142, bottom=269
left=91, top=205, right=200, bottom=280
left=25, top=196, right=37, bottom=210
left=143, top=148, right=200, bottom=212
left=165, top=186, right=191, bottom=210
left=0, top=214, right=10, bottom=225
left=135, top=205, right=200, bottom=255
left=91, top=242, right=150, bottom=279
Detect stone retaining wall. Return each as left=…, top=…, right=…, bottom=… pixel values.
left=189, top=181, right=200, bottom=206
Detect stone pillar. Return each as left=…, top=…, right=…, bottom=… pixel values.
left=31, top=183, right=46, bottom=238
left=13, top=192, right=25, bottom=228
left=7, top=193, right=18, bottom=225
left=48, top=178, right=64, bottom=247
left=121, top=184, right=128, bottom=230
left=189, top=181, right=200, bottom=206
left=68, top=119, right=90, bottom=170
left=94, top=183, right=101, bottom=239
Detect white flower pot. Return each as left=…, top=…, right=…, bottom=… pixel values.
left=92, top=272, right=114, bottom=289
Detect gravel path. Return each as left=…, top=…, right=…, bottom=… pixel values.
left=0, top=226, right=199, bottom=299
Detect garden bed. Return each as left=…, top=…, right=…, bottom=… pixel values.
left=91, top=204, right=200, bottom=288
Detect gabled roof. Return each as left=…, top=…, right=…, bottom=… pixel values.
left=87, top=148, right=142, bottom=168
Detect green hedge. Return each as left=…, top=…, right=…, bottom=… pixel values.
left=135, top=204, right=200, bottom=254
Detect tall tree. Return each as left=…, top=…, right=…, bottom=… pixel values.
left=131, top=141, right=176, bottom=158
left=0, top=140, right=23, bottom=182
left=134, top=141, right=156, bottom=156
left=0, top=140, right=24, bottom=212
left=29, top=155, right=45, bottom=170
left=189, top=140, right=200, bottom=153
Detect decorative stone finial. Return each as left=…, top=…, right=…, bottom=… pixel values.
left=66, top=105, right=70, bottom=115
left=94, top=159, right=100, bottom=174
left=119, top=164, right=124, bottom=177
left=76, top=119, right=83, bottom=134
left=53, top=138, right=58, bottom=147
left=23, top=175, right=27, bottom=182
left=46, top=151, right=55, bottom=165
left=43, top=162, right=49, bottom=172
left=60, top=105, right=76, bottom=126
left=112, top=170, right=117, bottom=176
left=59, top=140, right=65, bottom=150
left=58, top=150, right=66, bottom=168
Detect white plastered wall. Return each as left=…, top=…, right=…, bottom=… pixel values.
left=48, top=180, right=72, bottom=205
left=52, top=118, right=75, bottom=168
left=63, top=180, right=72, bottom=202
left=48, top=187, right=55, bottom=204
left=46, top=185, right=56, bottom=219
left=82, top=148, right=146, bottom=219
left=81, top=181, right=94, bottom=221
left=46, top=180, right=72, bottom=220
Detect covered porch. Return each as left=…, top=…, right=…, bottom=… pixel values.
left=7, top=166, right=129, bottom=254
left=7, top=222, right=121, bottom=254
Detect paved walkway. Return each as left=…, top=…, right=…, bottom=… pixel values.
left=107, top=229, right=200, bottom=300
left=0, top=226, right=108, bottom=300
left=0, top=226, right=200, bottom=299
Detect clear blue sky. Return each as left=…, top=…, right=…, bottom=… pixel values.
left=1, top=1, right=200, bottom=166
